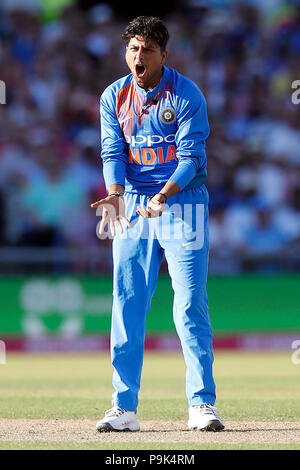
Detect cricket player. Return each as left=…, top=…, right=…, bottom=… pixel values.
left=91, top=16, right=224, bottom=432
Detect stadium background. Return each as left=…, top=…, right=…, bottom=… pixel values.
left=0, top=0, right=300, bottom=353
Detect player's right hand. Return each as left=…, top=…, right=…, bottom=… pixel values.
left=91, top=195, right=131, bottom=237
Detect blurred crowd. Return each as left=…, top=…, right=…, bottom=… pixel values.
left=0, top=0, right=300, bottom=273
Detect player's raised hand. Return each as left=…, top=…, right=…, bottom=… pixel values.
left=137, top=193, right=166, bottom=218
left=91, top=195, right=131, bottom=237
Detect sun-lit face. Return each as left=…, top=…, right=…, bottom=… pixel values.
left=125, top=35, right=168, bottom=91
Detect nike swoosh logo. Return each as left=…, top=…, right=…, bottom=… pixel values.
left=182, top=241, right=195, bottom=247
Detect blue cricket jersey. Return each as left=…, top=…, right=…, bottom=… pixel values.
left=100, top=66, right=209, bottom=195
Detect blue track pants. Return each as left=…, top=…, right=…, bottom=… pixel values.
left=110, top=185, right=216, bottom=411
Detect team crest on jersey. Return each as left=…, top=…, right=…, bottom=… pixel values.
left=160, top=107, right=176, bottom=124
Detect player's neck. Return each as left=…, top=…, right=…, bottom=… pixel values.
left=143, top=67, right=164, bottom=92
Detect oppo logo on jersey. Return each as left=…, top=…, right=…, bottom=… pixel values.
left=125, top=133, right=176, bottom=147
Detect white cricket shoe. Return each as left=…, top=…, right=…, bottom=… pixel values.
left=188, top=404, right=225, bottom=431
left=96, top=405, right=140, bottom=432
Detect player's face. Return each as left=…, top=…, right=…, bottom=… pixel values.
left=125, top=36, right=168, bottom=91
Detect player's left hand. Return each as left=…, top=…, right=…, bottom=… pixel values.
left=137, top=194, right=166, bottom=218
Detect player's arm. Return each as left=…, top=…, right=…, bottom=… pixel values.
left=91, top=92, right=130, bottom=236
left=169, top=84, right=209, bottom=190
left=138, top=85, right=209, bottom=218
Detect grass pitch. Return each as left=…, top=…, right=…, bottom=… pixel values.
left=0, top=351, right=299, bottom=450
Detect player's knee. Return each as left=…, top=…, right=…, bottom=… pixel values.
left=173, top=289, right=210, bottom=330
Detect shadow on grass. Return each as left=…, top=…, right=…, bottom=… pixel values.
left=135, top=426, right=300, bottom=433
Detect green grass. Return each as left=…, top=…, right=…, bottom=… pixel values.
left=0, top=351, right=300, bottom=449
left=0, top=441, right=299, bottom=450
left=1, top=351, right=299, bottom=420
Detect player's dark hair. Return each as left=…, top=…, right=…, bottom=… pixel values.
left=122, top=16, right=170, bottom=52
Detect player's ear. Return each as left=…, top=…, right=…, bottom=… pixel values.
left=161, top=50, right=168, bottom=65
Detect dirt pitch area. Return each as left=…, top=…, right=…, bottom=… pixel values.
left=0, top=419, right=300, bottom=446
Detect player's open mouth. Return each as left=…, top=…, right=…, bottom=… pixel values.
left=135, top=64, right=146, bottom=78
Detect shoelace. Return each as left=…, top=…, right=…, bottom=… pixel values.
left=193, top=404, right=217, bottom=416
left=105, top=406, right=126, bottom=417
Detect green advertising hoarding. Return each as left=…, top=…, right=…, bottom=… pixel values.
left=0, top=275, right=300, bottom=338
left=0, top=276, right=114, bottom=337
left=0, top=275, right=176, bottom=337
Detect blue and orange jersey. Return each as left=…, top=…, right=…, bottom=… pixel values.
left=100, top=66, right=209, bottom=194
